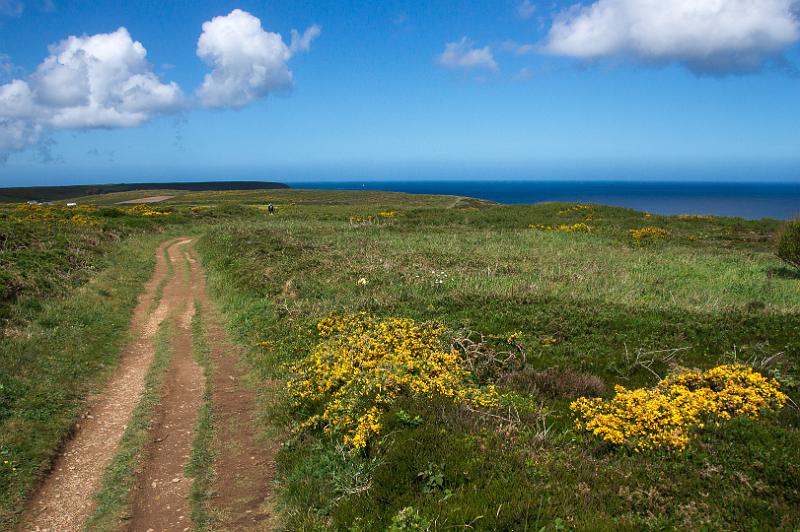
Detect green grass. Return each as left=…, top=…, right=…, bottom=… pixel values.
left=195, top=198, right=800, bottom=530
left=186, top=302, right=217, bottom=531
left=84, top=318, right=175, bottom=531
left=145, top=188, right=478, bottom=209
left=2, top=190, right=798, bottom=530
left=0, top=181, right=287, bottom=204
left=0, top=231, right=173, bottom=528
left=0, top=200, right=228, bottom=527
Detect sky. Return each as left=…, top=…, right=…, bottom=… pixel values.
left=1, top=0, right=799, bottom=186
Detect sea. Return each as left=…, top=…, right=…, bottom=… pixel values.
left=289, top=180, right=800, bottom=220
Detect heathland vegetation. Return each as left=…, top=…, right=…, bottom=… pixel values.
left=0, top=181, right=287, bottom=204
left=1, top=189, right=798, bottom=530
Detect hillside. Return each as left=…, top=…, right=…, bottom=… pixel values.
left=0, top=181, right=288, bottom=203
left=0, top=190, right=798, bottom=530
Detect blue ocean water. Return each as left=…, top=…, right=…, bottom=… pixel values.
left=288, top=180, right=800, bottom=220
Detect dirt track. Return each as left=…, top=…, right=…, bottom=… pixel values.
left=116, top=196, right=176, bottom=204
left=22, top=238, right=275, bottom=531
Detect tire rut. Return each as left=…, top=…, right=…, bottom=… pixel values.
left=22, top=237, right=277, bottom=532
left=189, top=246, right=277, bottom=531
left=21, top=238, right=192, bottom=532
left=127, top=240, right=204, bottom=532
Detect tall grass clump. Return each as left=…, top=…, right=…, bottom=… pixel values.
left=776, top=219, right=800, bottom=270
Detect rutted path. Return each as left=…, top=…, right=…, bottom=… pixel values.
left=190, top=248, right=277, bottom=531
left=21, top=237, right=276, bottom=531
left=127, top=241, right=202, bottom=531
left=22, top=238, right=190, bottom=531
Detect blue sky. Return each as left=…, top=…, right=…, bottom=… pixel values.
left=1, top=0, right=799, bottom=186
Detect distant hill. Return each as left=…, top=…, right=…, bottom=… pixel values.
left=0, top=181, right=289, bottom=203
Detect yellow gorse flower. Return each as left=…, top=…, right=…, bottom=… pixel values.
left=571, top=364, right=787, bottom=451
left=557, top=223, right=592, bottom=233
left=629, top=227, right=669, bottom=242
left=528, top=223, right=592, bottom=233
left=126, top=204, right=170, bottom=216
left=558, top=204, right=592, bottom=215
left=6, top=203, right=103, bottom=227
left=287, top=313, right=498, bottom=449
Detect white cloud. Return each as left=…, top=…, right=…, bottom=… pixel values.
left=437, top=37, right=498, bottom=71
left=0, top=79, right=36, bottom=119
left=0, top=53, right=14, bottom=79
left=517, top=0, right=536, bottom=20
left=196, top=9, right=319, bottom=109
left=0, top=119, right=41, bottom=153
left=501, top=40, right=538, bottom=55
left=290, top=24, right=322, bottom=54
left=0, top=27, right=183, bottom=156
left=545, top=0, right=800, bottom=74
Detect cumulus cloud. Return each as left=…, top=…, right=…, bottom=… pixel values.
left=0, top=27, right=183, bottom=156
left=0, top=119, right=42, bottom=154
left=544, top=0, right=800, bottom=74
left=196, top=9, right=319, bottom=109
left=437, top=37, right=498, bottom=71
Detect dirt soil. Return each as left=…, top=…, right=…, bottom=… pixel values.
left=116, top=196, right=175, bottom=204
left=21, top=238, right=190, bottom=531
left=190, top=247, right=277, bottom=531
left=127, top=240, right=203, bottom=532
left=21, top=237, right=277, bottom=531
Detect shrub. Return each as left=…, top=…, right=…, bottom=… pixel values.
left=677, top=214, right=713, bottom=221
left=557, top=223, right=592, bottom=233
left=501, top=367, right=606, bottom=399
left=528, top=223, right=592, bottom=233
left=126, top=204, right=170, bottom=216
left=286, top=313, right=498, bottom=449
left=629, top=227, right=669, bottom=243
left=571, top=364, right=787, bottom=451
left=776, top=220, right=800, bottom=270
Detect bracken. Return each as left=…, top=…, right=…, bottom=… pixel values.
left=571, top=364, right=787, bottom=450
left=287, top=313, right=498, bottom=449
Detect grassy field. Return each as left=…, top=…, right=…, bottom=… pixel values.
left=0, top=200, right=257, bottom=526
left=1, top=190, right=798, bottom=530
left=0, top=181, right=287, bottom=203
left=196, top=195, right=799, bottom=530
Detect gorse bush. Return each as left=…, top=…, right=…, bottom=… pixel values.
left=776, top=219, right=800, bottom=270
left=527, top=222, right=592, bottom=232
left=287, top=313, right=498, bottom=449
left=629, top=226, right=670, bottom=243
left=125, top=204, right=171, bottom=216
left=571, top=364, right=787, bottom=451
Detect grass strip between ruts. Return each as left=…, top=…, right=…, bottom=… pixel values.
left=84, top=318, right=176, bottom=532
left=186, top=302, right=217, bottom=531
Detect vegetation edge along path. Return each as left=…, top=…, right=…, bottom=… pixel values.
left=188, top=242, right=279, bottom=530
left=19, top=238, right=190, bottom=530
